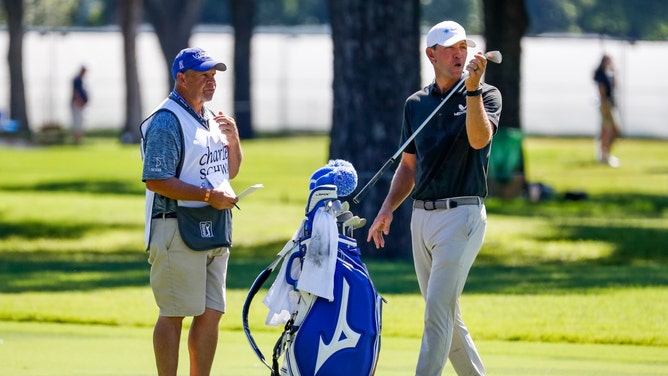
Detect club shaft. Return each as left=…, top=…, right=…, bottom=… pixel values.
left=352, top=157, right=396, bottom=204
left=394, top=73, right=469, bottom=160
left=352, top=74, right=468, bottom=204
left=352, top=51, right=501, bottom=204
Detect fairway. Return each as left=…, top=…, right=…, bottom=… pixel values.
left=0, top=135, right=667, bottom=375
left=1, top=321, right=667, bottom=376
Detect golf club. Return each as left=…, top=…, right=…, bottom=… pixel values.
left=352, top=50, right=502, bottom=204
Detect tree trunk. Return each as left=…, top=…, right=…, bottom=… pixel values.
left=3, top=0, right=30, bottom=138
left=231, top=0, right=255, bottom=139
left=328, top=0, right=421, bottom=259
left=483, top=0, right=528, bottom=130
left=483, top=0, right=529, bottom=198
left=144, top=0, right=203, bottom=91
left=119, top=0, right=143, bottom=144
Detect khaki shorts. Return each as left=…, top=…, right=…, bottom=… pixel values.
left=600, top=99, right=621, bottom=133
left=148, top=218, right=229, bottom=317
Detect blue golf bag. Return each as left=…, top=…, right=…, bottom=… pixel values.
left=242, top=161, right=383, bottom=376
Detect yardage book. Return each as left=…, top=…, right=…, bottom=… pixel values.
left=237, top=184, right=264, bottom=200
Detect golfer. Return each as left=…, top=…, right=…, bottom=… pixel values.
left=140, top=47, right=242, bottom=376
left=367, top=20, right=501, bottom=376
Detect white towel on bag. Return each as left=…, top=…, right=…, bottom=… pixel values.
left=296, top=209, right=339, bottom=301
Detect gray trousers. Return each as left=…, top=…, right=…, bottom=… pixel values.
left=411, top=202, right=487, bottom=376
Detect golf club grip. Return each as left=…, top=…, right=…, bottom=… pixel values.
left=352, top=158, right=396, bottom=204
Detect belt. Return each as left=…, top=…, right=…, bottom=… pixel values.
left=152, top=212, right=177, bottom=219
left=413, top=196, right=482, bottom=211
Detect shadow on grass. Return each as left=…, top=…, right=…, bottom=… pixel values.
left=543, top=223, right=668, bottom=263
left=3, top=243, right=667, bottom=296
left=486, top=193, right=667, bottom=219
left=0, top=220, right=137, bottom=240
left=485, top=192, right=668, bottom=263
left=0, top=179, right=144, bottom=195
left=464, top=263, right=668, bottom=294
left=364, top=262, right=668, bottom=295
left=0, top=241, right=288, bottom=294
left=1, top=192, right=665, bottom=295
left=0, top=250, right=150, bottom=293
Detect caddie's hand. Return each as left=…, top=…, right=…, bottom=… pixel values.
left=465, top=51, right=487, bottom=91
left=208, top=189, right=239, bottom=210
left=366, top=208, right=393, bottom=249
left=214, top=111, right=240, bottom=145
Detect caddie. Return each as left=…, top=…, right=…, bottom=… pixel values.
left=140, top=47, right=243, bottom=376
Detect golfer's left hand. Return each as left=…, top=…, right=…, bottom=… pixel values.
left=465, top=51, right=487, bottom=89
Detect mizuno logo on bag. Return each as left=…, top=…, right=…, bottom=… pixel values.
left=314, top=278, right=361, bottom=374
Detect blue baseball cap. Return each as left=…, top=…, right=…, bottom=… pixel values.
left=171, top=47, right=227, bottom=79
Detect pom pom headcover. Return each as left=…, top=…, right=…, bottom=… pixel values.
left=309, top=159, right=358, bottom=197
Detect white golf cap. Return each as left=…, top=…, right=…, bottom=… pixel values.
left=426, top=20, right=476, bottom=48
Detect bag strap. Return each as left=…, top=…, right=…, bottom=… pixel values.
left=242, top=238, right=301, bottom=375
left=242, top=266, right=279, bottom=375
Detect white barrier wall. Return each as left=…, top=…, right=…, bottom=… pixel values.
left=1, top=26, right=666, bottom=138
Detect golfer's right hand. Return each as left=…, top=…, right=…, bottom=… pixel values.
left=367, top=208, right=393, bottom=249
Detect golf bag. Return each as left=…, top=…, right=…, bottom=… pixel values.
left=242, top=161, right=383, bottom=376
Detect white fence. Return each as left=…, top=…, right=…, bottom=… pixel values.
left=1, top=26, right=667, bottom=138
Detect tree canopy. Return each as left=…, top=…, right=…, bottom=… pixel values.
left=3, top=0, right=668, bottom=41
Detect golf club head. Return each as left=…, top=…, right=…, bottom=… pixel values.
left=485, top=50, right=502, bottom=64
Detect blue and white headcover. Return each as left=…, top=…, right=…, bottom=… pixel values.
left=309, top=159, right=358, bottom=197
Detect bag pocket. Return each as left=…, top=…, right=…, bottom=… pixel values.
left=175, top=205, right=232, bottom=251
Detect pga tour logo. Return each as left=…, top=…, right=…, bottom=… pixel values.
left=199, top=221, right=214, bottom=238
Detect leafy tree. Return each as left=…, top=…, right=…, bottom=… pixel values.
left=421, top=0, right=482, bottom=33
left=22, top=0, right=78, bottom=26
left=254, top=0, right=328, bottom=25
left=328, top=0, right=421, bottom=258
left=524, top=0, right=668, bottom=40
left=580, top=0, right=668, bottom=40
left=200, top=0, right=329, bottom=25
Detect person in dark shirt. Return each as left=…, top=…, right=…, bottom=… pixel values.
left=70, top=65, right=88, bottom=145
left=367, top=20, right=501, bottom=376
left=593, top=54, right=621, bottom=167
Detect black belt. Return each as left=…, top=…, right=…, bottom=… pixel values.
left=152, top=212, right=177, bottom=219
left=413, top=197, right=482, bottom=210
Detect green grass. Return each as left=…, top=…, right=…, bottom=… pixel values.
left=0, top=135, right=667, bottom=374
left=2, top=321, right=667, bottom=376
